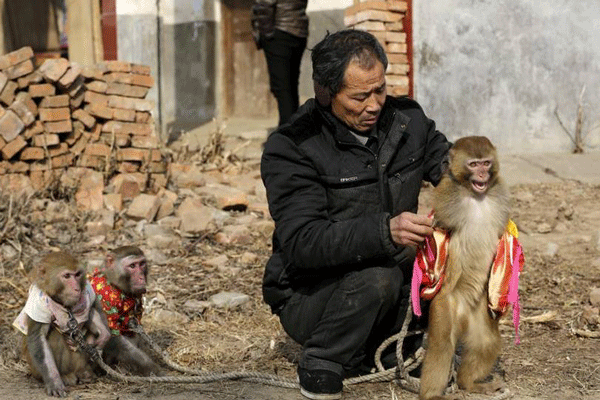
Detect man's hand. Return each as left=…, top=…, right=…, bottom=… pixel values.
left=390, top=212, right=434, bottom=247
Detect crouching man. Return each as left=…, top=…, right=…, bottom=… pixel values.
left=260, top=29, right=451, bottom=399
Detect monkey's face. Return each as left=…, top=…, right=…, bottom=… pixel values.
left=331, top=59, right=387, bottom=133
left=465, top=158, right=494, bottom=195
left=57, top=268, right=85, bottom=308
left=116, top=255, right=148, bottom=295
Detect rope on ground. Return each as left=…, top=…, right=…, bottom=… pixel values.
left=89, top=303, right=512, bottom=399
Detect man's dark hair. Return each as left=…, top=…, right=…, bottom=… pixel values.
left=311, top=29, right=388, bottom=96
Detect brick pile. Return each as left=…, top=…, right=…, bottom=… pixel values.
left=0, top=46, right=166, bottom=192
left=344, top=0, right=409, bottom=97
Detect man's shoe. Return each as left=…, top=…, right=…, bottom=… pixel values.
left=298, top=367, right=343, bottom=400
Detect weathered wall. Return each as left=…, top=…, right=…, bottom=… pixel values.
left=117, top=0, right=216, bottom=142
left=299, top=0, right=353, bottom=102
left=414, top=0, right=600, bottom=154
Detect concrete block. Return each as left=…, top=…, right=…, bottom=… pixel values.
left=39, top=58, right=70, bottom=82
left=32, top=133, right=60, bottom=147
left=0, top=46, right=33, bottom=69
left=39, top=107, right=71, bottom=122
left=86, top=80, right=108, bottom=93
left=0, top=80, right=18, bottom=105
left=17, top=70, right=43, bottom=88
left=74, top=169, right=104, bottom=211
left=44, top=119, right=72, bottom=133
left=58, top=62, right=82, bottom=88
left=20, top=147, right=45, bottom=161
left=85, top=103, right=113, bottom=120
left=29, top=83, right=56, bottom=98
left=112, top=108, right=136, bottom=122
left=39, top=94, right=70, bottom=108
left=1, top=135, right=26, bottom=159
left=106, top=82, right=149, bottom=98
left=0, top=110, right=24, bottom=142
left=4, top=59, right=34, bottom=80
left=72, top=109, right=96, bottom=129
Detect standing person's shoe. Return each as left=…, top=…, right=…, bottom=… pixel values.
left=298, top=367, right=343, bottom=400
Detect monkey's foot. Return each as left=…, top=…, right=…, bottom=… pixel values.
left=470, top=374, right=506, bottom=394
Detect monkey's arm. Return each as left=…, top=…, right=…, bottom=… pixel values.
left=262, top=134, right=396, bottom=269
left=26, top=317, right=67, bottom=397
left=104, top=335, right=162, bottom=376
left=85, top=301, right=111, bottom=349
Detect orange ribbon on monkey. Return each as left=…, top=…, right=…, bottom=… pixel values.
left=411, top=218, right=525, bottom=344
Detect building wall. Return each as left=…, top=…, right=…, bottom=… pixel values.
left=414, top=0, right=600, bottom=154
left=299, top=0, right=353, bottom=102
left=117, top=0, right=216, bottom=142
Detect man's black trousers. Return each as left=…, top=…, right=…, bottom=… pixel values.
left=278, top=265, right=415, bottom=376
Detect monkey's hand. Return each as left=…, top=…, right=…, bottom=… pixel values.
left=389, top=212, right=434, bottom=247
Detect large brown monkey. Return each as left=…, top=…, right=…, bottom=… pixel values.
left=88, top=246, right=161, bottom=375
left=418, top=136, right=512, bottom=399
left=13, top=251, right=111, bottom=397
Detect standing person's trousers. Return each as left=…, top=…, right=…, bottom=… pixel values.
left=261, top=29, right=307, bottom=127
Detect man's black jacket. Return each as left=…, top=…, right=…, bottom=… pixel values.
left=260, top=96, right=450, bottom=314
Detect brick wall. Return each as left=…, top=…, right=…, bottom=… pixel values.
left=0, top=47, right=166, bottom=192
left=344, top=0, right=409, bottom=97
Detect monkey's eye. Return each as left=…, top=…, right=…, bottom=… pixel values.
left=468, top=161, right=477, bottom=168
left=483, top=160, right=491, bottom=167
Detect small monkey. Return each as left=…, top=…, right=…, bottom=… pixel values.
left=13, top=251, right=111, bottom=397
left=417, top=136, right=519, bottom=399
left=89, top=246, right=161, bottom=375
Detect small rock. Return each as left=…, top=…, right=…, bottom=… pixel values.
left=204, top=255, right=229, bottom=269
left=554, top=221, right=568, bottom=233
left=176, top=197, right=215, bottom=234
left=1, top=244, right=18, bottom=259
left=144, top=249, right=169, bottom=265
left=210, top=291, right=250, bottom=309
left=149, top=309, right=190, bottom=326
left=590, top=288, right=600, bottom=307
left=240, top=252, right=258, bottom=265
left=158, top=216, right=182, bottom=230
left=183, top=299, right=211, bottom=314
left=544, top=242, right=559, bottom=258
left=537, top=223, right=552, bottom=234
left=126, top=194, right=161, bottom=222
left=592, top=258, right=600, bottom=268
left=214, top=225, right=253, bottom=245
left=582, top=305, right=599, bottom=325
left=252, top=220, right=275, bottom=237
left=146, top=233, right=180, bottom=250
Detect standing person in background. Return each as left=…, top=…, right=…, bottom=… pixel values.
left=252, top=0, right=309, bottom=127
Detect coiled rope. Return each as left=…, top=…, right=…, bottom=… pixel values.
left=75, top=301, right=512, bottom=399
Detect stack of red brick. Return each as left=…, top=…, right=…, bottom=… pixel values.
left=0, top=46, right=166, bottom=192
left=344, top=0, right=409, bottom=96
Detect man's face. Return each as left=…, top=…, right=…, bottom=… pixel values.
left=331, top=59, right=387, bottom=133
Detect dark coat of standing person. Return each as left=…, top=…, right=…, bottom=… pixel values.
left=260, top=29, right=451, bottom=400
left=251, top=0, right=308, bottom=127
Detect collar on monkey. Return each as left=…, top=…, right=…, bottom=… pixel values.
left=89, top=270, right=143, bottom=337
left=411, top=219, right=525, bottom=345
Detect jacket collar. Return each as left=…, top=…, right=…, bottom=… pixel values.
left=314, top=96, right=405, bottom=145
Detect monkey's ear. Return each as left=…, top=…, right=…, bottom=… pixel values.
left=314, top=82, right=331, bottom=107
left=106, top=254, right=115, bottom=269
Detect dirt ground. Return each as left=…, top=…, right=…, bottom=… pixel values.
left=1, top=160, right=599, bottom=399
